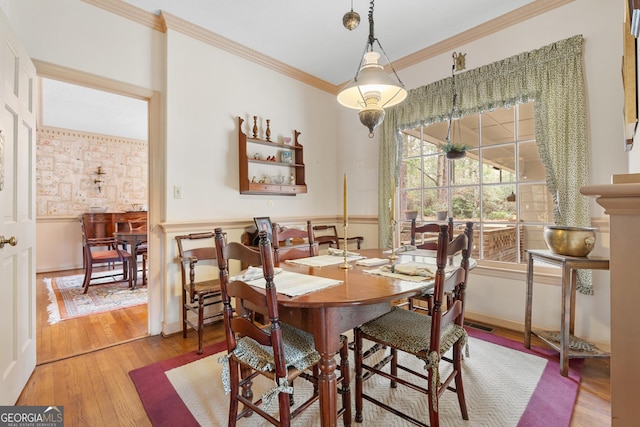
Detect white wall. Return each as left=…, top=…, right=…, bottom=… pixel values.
left=3, top=0, right=624, bottom=344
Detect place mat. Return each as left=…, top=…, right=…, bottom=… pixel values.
left=364, top=261, right=458, bottom=283
left=243, top=270, right=342, bottom=297
left=286, top=254, right=364, bottom=267
left=356, top=257, right=390, bottom=267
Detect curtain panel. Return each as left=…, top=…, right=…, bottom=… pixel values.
left=379, top=34, right=593, bottom=294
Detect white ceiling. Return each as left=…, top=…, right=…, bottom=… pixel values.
left=42, top=0, right=539, bottom=141
left=120, top=0, right=535, bottom=86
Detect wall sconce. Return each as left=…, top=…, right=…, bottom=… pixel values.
left=94, top=166, right=106, bottom=193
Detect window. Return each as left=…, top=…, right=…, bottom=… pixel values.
left=399, top=101, right=553, bottom=264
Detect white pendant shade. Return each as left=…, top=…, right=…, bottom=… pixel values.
left=337, top=52, right=407, bottom=110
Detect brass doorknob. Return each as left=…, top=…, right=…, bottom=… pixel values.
left=0, top=235, right=17, bottom=248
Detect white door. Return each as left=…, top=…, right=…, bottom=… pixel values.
left=0, top=9, right=37, bottom=405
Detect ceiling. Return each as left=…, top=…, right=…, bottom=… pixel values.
left=119, top=0, right=535, bottom=87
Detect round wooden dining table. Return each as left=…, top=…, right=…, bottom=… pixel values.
left=275, top=248, right=442, bottom=427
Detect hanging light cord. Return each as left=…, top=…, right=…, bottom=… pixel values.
left=350, top=0, right=405, bottom=89
left=445, top=55, right=458, bottom=144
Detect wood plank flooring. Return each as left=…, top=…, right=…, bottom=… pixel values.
left=18, top=269, right=610, bottom=426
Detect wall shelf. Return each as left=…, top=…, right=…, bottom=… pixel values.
left=238, top=116, right=307, bottom=196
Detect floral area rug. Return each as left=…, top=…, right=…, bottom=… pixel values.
left=45, top=271, right=147, bottom=324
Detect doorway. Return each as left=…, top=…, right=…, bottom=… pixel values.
left=36, top=71, right=156, bottom=363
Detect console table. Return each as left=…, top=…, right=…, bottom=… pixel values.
left=524, top=249, right=610, bottom=376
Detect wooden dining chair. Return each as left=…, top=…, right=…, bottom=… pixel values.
left=215, top=229, right=351, bottom=426
left=128, top=219, right=148, bottom=287
left=408, top=220, right=473, bottom=313
left=354, top=223, right=471, bottom=427
left=312, top=224, right=364, bottom=250
left=410, top=216, right=454, bottom=248
left=271, top=220, right=318, bottom=264
left=175, top=232, right=225, bottom=354
left=79, top=216, right=134, bottom=294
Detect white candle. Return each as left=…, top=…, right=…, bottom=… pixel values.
left=343, top=173, right=348, bottom=226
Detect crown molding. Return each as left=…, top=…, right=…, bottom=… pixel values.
left=159, top=12, right=337, bottom=94
left=82, top=0, right=573, bottom=95
left=391, top=0, right=575, bottom=73
left=81, top=0, right=163, bottom=32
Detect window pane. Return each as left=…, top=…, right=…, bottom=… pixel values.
left=481, top=108, right=515, bottom=146
left=401, top=132, right=422, bottom=157
left=423, top=154, right=446, bottom=188
left=518, top=101, right=535, bottom=141
left=401, top=158, right=422, bottom=189
left=451, top=150, right=479, bottom=185
left=458, top=114, right=479, bottom=149
left=401, top=188, right=422, bottom=219
left=482, top=145, right=516, bottom=184
left=482, top=184, right=516, bottom=220
left=481, top=224, right=519, bottom=262
left=422, top=121, right=449, bottom=148
left=519, top=141, right=544, bottom=182
left=519, top=183, right=554, bottom=223
left=423, top=188, right=448, bottom=220
left=451, top=187, right=479, bottom=221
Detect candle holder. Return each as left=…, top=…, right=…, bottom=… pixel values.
left=338, top=223, right=353, bottom=269
left=388, top=218, right=398, bottom=260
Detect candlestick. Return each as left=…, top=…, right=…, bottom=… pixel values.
left=391, top=179, right=395, bottom=222
left=339, top=223, right=353, bottom=269
left=343, top=173, right=348, bottom=226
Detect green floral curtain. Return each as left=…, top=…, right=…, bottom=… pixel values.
left=379, top=34, right=593, bottom=294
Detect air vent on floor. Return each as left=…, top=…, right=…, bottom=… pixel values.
left=464, top=321, right=494, bottom=333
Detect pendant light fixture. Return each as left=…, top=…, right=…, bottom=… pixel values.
left=337, top=0, right=407, bottom=138
left=342, top=0, right=360, bottom=31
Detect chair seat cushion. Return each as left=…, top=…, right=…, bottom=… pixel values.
left=233, top=322, right=320, bottom=373
left=358, top=307, right=467, bottom=356
left=92, top=249, right=130, bottom=261
left=185, top=279, right=221, bottom=298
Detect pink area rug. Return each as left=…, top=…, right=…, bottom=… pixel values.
left=129, top=328, right=583, bottom=426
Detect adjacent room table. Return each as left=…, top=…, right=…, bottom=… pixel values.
left=114, top=229, right=148, bottom=289
left=273, top=248, right=447, bottom=427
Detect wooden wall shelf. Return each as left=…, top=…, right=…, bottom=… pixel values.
left=238, top=116, right=307, bottom=196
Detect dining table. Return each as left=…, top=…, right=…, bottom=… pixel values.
left=273, top=247, right=456, bottom=427
left=113, top=229, right=148, bottom=289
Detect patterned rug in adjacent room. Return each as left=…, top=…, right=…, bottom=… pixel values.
left=130, top=328, right=583, bottom=427
left=45, top=272, right=147, bottom=324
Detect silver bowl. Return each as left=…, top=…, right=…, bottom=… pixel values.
left=543, top=225, right=596, bottom=257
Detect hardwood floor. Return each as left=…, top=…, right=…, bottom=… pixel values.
left=18, top=270, right=610, bottom=426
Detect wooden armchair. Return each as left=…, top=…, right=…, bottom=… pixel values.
left=312, top=224, right=363, bottom=250
left=175, top=232, right=224, bottom=354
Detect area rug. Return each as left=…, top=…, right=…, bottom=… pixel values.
left=45, top=271, right=147, bottom=324
left=129, top=328, right=583, bottom=427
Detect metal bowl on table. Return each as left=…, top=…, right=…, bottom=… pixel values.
left=543, top=225, right=596, bottom=257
